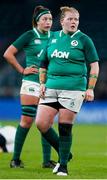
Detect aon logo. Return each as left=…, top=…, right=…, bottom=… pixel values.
left=51, top=49, right=69, bottom=59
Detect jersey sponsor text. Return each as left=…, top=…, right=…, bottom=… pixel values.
left=51, top=49, right=69, bottom=59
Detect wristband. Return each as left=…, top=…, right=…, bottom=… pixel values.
left=40, top=81, right=45, bottom=85
left=39, top=69, right=46, bottom=74
left=89, top=74, right=98, bottom=79
left=88, top=85, right=94, bottom=89
left=40, top=71, right=46, bottom=74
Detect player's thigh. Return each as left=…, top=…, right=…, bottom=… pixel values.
left=36, top=105, right=57, bottom=129
left=21, top=94, right=39, bottom=105
left=59, top=108, right=77, bottom=124
left=20, top=80, right=40, bottom=105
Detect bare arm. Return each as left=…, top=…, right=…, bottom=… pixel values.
left=39, top=68, right=47, bottom=85
left=3, top=45, right=24, bottom=74
left=39, top=68, right=47, bottom=98
left=85, top=62, right=99, bottom=101
left=3, top=45, right=38, bottom=75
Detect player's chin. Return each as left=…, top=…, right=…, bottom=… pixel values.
left=70, top=27, right=77, bottom=32
left=44, top=27, right=51, bottom=32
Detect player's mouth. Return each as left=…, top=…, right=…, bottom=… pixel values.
left=45, top=26, right=51, bottom=29
left=71, top=25, right=76, bottom=29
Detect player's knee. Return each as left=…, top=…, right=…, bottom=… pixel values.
left=36, top=119, right=49, bottom=133
left=36, top=120, right=42, bottom=131
left=21, top=117, right=33, bottom=127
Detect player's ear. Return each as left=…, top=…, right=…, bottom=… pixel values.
left=60, top=18, right=64, bottom=26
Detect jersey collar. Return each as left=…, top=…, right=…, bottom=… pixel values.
left=33, top=28, right=50, bottom=38
left=59, top=29, right=80, bottom=38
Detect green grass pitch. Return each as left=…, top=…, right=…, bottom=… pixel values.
left=0, top=121, right=107, bottom=179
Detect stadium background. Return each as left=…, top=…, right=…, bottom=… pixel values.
left=0, top=0, right=107, bottom=123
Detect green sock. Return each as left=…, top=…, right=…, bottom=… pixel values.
left=59, top=123, right=72, bottom=166
left=42, top=127, right=59, bottom=155
left=59, top=135, right=72, bottom=166
left=13, top=125, right=29, bottom=160
left=41, top=135, right=51, bottom=164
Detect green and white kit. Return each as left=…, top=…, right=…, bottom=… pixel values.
left=41, top=30, right=99, bottom=91
left=13, top=28, right=53, bottom=95
left=40, top=30, right=99, bottom=112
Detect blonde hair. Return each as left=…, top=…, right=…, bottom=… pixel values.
left=60, top=6, right=79, bottom=20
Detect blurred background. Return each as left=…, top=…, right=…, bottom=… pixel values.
left=0, top=0, right=107, bottom=123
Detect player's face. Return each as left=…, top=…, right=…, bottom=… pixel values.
left=61, top=11, right=79, bottom=33
left=37, top=14, right=52, bottom=33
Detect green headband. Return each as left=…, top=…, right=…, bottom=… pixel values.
left=35, top=11, right=51, bottom=22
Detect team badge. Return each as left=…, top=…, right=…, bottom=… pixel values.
left=34, top=39, right=41, bottom=44
left=71, top=40, right=78, bottom=46
left=29, top=87, right=35, bottom=92
left=51, top=39, right=57, bottom=43
left=70, top=99, right=75, bottom=108
left=37, top=49, right=43, bottom=57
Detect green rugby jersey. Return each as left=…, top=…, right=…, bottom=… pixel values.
left=41, top=30, right=99, bottom=90
left=13, top=28, right=53, bottom=83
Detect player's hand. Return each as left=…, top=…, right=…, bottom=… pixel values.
left=85, top=89, right=94, bottom=101
left=23, top=65, right=38, bottom=75
left=40, top=84, right=46, bottom=99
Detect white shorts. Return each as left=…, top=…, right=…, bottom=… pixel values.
left=39, top=88, right=85, bottom=112
left=20, top=80, right=40, bottom=97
